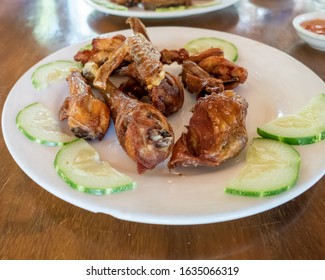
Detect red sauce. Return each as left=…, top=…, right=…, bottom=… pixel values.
left=301, top=19, right=325, bottom=35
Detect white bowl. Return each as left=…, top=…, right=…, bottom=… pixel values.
left=292, top=12, right=325, bottom=51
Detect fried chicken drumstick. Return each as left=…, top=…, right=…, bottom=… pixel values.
left=168, top=90, right=248, bottom=169
left=101, top=80, right=174, bottom=174
left=59, top=71, right=110, bottom=140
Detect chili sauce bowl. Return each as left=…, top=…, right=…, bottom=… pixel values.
left=292, top=12, right=325, bottom=51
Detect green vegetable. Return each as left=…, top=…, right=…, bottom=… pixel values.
left=155, top=0, right=220, bottom=11
left=55, top=138, right=136, bottom=195
left=79, top=43, right=93, bottom=51
left=257, top=94, right=325, bottom=145
left=184, top=37, right=238, bottom=62
left=225, top=138, right=300, bottom=197
left=90, top=0, right=128, bottom=10
left=31, top=60, right=83, bottom=90
left=16, top=102, right=76, bottom=146
left=191, top=0, right=221, bottom=8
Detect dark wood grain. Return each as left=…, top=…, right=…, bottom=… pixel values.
left=0, top=0, right=324, bottom=260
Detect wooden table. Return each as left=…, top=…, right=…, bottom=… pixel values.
left=1, top=0, right=324, bottom=260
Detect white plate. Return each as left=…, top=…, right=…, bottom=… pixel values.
left=2, top=27, right=325, bottom=225
left=83, top=0, right=239, bottom=19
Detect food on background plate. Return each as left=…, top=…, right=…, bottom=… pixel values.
left=55, top=138, right=136, bottom=195
left=59, top=71, right=111, bottom=141
left=16, top=102, right=77, bottom=146
left=168, top=90, right=248, bottom=169
left=111, top=0, right=192, bottom=9
left=90, top=0, right=128, bottom=10
left=101, top=81, right=174, bottom=174
left=142, top=0, right=192, bottom=10
left=225, top=138, right=301, bottom=197
left=111, top=0, right=140, bottom=7
left=257, top=93, right=325, bottom=145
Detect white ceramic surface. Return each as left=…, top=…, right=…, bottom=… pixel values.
left=2, top=27, right=325, bottom=225
left=83, top=0, right=239, bottom=18
left=293, top=12, right=325, bottom=51
left=312, top=0, right=325, bottom=11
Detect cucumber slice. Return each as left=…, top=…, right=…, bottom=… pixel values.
left=16, top=102, right=77, bottom=146
left=79, top=43, right=93, bottom=51
left=184, top=37, right=238, bottom=62
left=225, top=138, right=300, bottom=197
left=31, top=60, right=83, bottom=90
left=191, top=0, right=221, bottom=9
left=257, top=94, right=325, bottom=145
left=55, top=138, right=136, bottom=195
left=90, top=0, right=128, bottom=10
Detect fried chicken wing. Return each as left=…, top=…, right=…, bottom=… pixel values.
left=182, top=60, right=224, bottom=98
left=160, top=48, right=189, bottom=65
left=59, top=71, right=110, bottom=140
left=91, top=35, right=127, bottom=52
left=74, top=35, right=126, bottom=65
left=101, top=80, right=174, bottom=174
left=94, top=32, right=165, bottom=91
left=198, top=56, right=248, bottom=89
left=92, top=17, right=165, bottom=91
left=187, top=48, right=224, bottom=63
left=168, top=90, right=248, bottom=169
left=119, top=66, right=184, bottom=116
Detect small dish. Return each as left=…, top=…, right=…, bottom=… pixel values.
left=292, top=12, right=325, bottom=51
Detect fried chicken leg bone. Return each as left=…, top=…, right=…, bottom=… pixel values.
left=101, top=80, right=174, bottom=174
left=93, top=20, right=165, bottom=91
left=59, top=71, right=110, bottom=140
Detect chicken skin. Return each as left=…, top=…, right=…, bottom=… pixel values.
left=101, top=80, right=174, bottom=174
left=59, top=71, right=110, bottom=140
left=93, top=29, right=165, bottom=91
left=182, top=60, right=225, bottom=98
left=168, top=90, right=248, bottom=169
left=181, top=48, right=248, bottom=98
left=119, top=70, right=184, bottom=116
